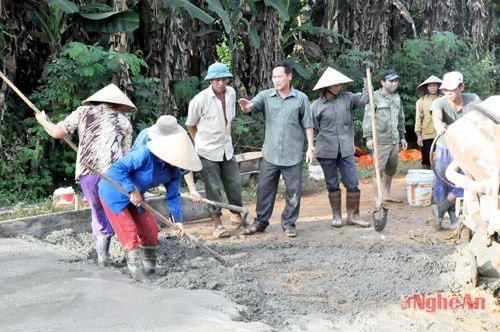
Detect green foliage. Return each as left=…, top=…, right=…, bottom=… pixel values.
left=163, top=0, right=214, bottom=25
left=31, top=42, right=148, bottom=111
left=384, top=32, right=496, bottom=131
left=172, top=76, right=203, bottom=118
left=215, top=36, right=231, bottom=65
left=232, top=112, right=265, bottom=153
left=0, top=42, right=165, bottom=205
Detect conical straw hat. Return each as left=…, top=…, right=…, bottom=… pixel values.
left=312, top=67, right=353, bottom=91
left=416, top=75, right=442, bottom=92
left=148, top=115, right=184, bottom=140
left=146, top=115, right=202, bottom=172
left=82, top=84, right=137, bottom=112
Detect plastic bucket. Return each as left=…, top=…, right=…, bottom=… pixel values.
left=405, top=170, right=434, bottom=207
left=53, top=187, right=75, bottom=206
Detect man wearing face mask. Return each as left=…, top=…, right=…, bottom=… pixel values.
left=362, top=69, right=407, bottom=203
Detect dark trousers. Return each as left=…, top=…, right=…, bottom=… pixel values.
left=421, top=138, right=434, bottom=168
left=317, top=154, right=360, bottom=193
left=199, top=156, right=243, bottom=216
left=254, top=159, right=302, bottom=230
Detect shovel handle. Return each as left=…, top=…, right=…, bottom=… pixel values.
left=366, top=67, right=384, bottom=206
left=0, top=71, right=230, bottom=267
left=0, top=71, right=42, bottom=114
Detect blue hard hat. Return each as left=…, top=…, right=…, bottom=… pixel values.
left=204, top=62, right=233, bottom=80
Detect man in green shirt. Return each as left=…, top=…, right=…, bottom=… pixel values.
left=363, top=70, right=407, bottom=203
left=238, top=61, right=314, bottom=237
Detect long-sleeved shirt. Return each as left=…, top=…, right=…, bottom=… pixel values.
left=363, top=88, right=405, bottom=144
left=131, top=127, right=150, bottom=150
left=250, top=88, right=313, bottom=166
left=414, top=95, right=437, bottom=140
left=312, top=86, right=368, bottom=158
left=58, top=104, right=132, bottom=180
left=98, top=145, right=182, bottom=221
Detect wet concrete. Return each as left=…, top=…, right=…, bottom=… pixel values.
left=0, top=237, right=269, bottom=331
left=1, top=178, right=498, bottom=331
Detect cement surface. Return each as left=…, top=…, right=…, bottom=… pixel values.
left=0, top=237, right=270, bottom=332
left=1, top=178, right=498, bottom=331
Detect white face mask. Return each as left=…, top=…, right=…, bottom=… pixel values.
left=383, top=80, right=399, bottom=93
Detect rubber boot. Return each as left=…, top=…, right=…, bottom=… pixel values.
left=346, top=191, right=370, bottom=228
left=433, top=199, right=455, bottom=231
left=448, top=207, right=459, bottom=229
left=95, top=235, right=111, bottom=267
left=125, top=248, right=145, bottom=282
left=383, top=175, right=392, bottom=198
left=139, top=246, right=157, bottom=275
left=328, top=191, right=343, bottom=227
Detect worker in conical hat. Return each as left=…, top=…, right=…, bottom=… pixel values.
left=311, top=65, right=372, bottom=229
left=35, top=83, right=136, bottom=268
left=98, top=115, right=201, bottom=281
left=415, top=75, right=442, bottom=169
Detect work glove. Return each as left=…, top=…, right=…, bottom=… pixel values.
left=360, top=60, right=375, bottom=78
left=366, top=139, right=374, bottom=150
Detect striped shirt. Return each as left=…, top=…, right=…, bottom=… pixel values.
left=58, top=104, right=132, bottom=180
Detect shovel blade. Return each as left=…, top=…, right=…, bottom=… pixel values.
left=373, top=205, right=388, bottom=232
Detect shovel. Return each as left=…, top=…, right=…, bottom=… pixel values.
left=366, top=66, right=388, bottom=231
left=0, top=70, right=231, bottom=267
left=181, top=193, right=249, bottom=230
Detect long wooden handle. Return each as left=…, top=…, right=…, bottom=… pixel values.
left=0, top=71, right=231, bottom=267
left=0, top=71, right=42, bottom=114
left=0, top=70, right=78, bottom=151
left=366, top=67, right=384, bottom=206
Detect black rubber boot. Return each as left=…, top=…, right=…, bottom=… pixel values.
left=95, top=235, right=111, bottom=267
left=448, top=207, right=459, bottom=229
left=433, top=199, right=455, bottom=231
left=126, top=249, right=145, bottom=282
left=346, top=191, right=370, bottom=228
left=139, top=246, right=157, bottom=275
left=328, top=191, right=343, bottom=227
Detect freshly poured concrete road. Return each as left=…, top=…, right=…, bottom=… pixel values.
left=0, top=238, right=269, bottom=332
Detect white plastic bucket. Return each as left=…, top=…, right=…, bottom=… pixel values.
left=405, top=170, right=434, bottom=207
left=53, top=187, right=75, bottom=207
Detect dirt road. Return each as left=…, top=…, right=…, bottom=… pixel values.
left=2, top=177, right=498, bottom=331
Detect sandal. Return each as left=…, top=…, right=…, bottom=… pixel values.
left=242, top=224, right=265, bottom=236
left=284, top=229, right=297, bottom=237
left=213, top=225, right=231, bottom=238
left=383, top=197, right=403, bottom=203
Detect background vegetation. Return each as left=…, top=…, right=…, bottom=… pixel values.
left=0, top=0, right=497, bottom=205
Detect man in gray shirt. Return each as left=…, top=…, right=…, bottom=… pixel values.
left=238, top=61, right=314, bottom=237
left=312, top=66, right=370, bottom=228
left=431, top=71, right=480, bottom=229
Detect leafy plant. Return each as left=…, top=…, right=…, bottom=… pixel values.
left=384, top=31, right=496, bottom=134
left=0, top=42, right=165, bottom=205
left=172, top=76, right=203, bottom=118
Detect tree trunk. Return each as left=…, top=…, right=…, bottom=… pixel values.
left=423, top=0, right=494, bottom=57
left=316, top=0, right=496, bottom=64
left=240, top=5, right=283, bottom=97
left=135, top=0, right=218, bottom=116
